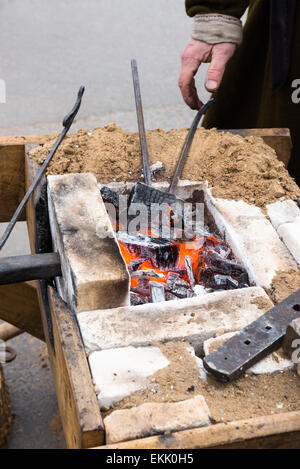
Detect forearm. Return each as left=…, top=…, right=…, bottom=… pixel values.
left=185, top=0, right=249, bottom=45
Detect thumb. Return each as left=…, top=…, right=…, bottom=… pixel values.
left=205, top=43, right=236, bottom=92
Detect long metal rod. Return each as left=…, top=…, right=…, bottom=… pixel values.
left=168, top=98, right=215, bottom=194
left=131, top=59, right=152, bottom=186
left=0, top=253, right=62, bottom=285
left=0, top=86, right=85, bottom=251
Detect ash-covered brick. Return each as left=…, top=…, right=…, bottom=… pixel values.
left=104, top=396, right=211, bottom=444
left=78, top=287, right=273, bottom=356
left=267, top=199, right=300, bottom=231
left=89, top=346, right=169, bottom=409
left=47, top=173, right=130, bottom=313
left=277, top=222, right=300, bottom=265
left=205, top=193, right=298, bottom=289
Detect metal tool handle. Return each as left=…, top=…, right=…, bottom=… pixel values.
left=168, top=98, right=215, bottom=194
left=131, top=59, right=152, bottom=186
left=0, top=85, right=85, bottom=252
left=63, top=85, right=85, bottom=129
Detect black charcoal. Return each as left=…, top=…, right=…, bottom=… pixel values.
left=117, top=231, right=179, bottom=270
left=100, top=186, right=120, bottom=209
left=128, top=259, right=145, bottom=272
left=166, top=273, right=190, bottom=299
left=205, top=251, right=248, bottom=277
left=131, top=286, right=149, bottom=296
left=131, top=269, right=164, bottom=280
left=129, top=182, right=181, bottom=210
left=130, top=292, right=149, bottom=306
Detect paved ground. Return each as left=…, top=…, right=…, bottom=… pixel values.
left=0, top=0, right=210, bottom=137
left=0, top=0, right=211, bottom=449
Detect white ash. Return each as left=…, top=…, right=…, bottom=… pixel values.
left=150, top=161, right=164, bottom=178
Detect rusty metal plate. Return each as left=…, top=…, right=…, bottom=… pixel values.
left=203, top=288, right=300, bottom=382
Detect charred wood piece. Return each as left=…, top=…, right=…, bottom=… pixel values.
left=138, top=278, right=150, bottom=290
left=213, top=244, right=231, bottom=259
left=117, top=231, right=179, bottom=271
left=131, top=286, right=149, bottom=296
left=204, top=251, right=248, bottom=278
left=131, top=269, right=165, bottom=280
left=100, top=186, right=120, bottom=209
left=128, top=259, right=146, bottom=272
left=199, top=269, right=249, bottom=291
left=130, top=292, right=149, bottom=306
left=166, top=273, right=190, bottom=299
left=129, top=182, right=181, bottom=210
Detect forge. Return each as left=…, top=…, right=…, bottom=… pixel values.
left=20, top=127, right=300, bottom=448
left=100, top=181, right=251, bottom=305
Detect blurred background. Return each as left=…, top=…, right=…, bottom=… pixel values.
left=0, top=0, right=212, bottom=449
left=0, top=0, right=211, bottom=137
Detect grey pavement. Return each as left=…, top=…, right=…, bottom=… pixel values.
left=0, top=0, right=211, bottom=449
left=0, top=0, right=211, bottom=137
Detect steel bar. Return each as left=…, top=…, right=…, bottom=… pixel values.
left=0, top=253, right=62, bottom=286
left=203, top=288, right=300, bottom=382
left=0, top=86, right=85, bottom=251
left=131, top=59, right=152, bottom=186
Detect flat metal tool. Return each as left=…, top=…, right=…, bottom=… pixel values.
left=203, top=288, right=300, bottom=382
left=0, top=86, right=85, bottom=251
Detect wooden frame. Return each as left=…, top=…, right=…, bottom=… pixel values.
left=0, top=130, right=299, bottom=449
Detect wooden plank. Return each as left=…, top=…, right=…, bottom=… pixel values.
left=223, top=128, right=292, bottom=167
left=0, top=136, right=46, bottom=223
left=0, top=323, right=23, bottom=342
left=0, top=253, right=61, bottom=285
left=0, top=282, right=44, bottom=341
left=100, top=411, right=300, bottom=450
left=48, top=287, right=104, bottom=449
left=0, top=143, right=26, bottom=222
left=0, top=363, right=13, bottom=448
left=25, top=144, right=104, bottom=448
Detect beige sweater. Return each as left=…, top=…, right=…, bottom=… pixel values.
left=192, top=13, right=243, bottom=45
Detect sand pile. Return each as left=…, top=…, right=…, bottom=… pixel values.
left=29, top=125, right=299, bottom=208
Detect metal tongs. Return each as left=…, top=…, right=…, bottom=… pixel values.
left=129, top=59, right=214, bottom=208
left=0, top=86, right=85, bottom=251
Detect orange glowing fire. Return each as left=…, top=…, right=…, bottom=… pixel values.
left=118, top=233, right=220, bottom=292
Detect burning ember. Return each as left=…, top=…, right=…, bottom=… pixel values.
left=101, top=184, right=250, bottom=305
left=116, top=231, right=249, bottom=305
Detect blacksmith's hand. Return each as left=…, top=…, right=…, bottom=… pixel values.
left=179, top=39, right=236, bottom=110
